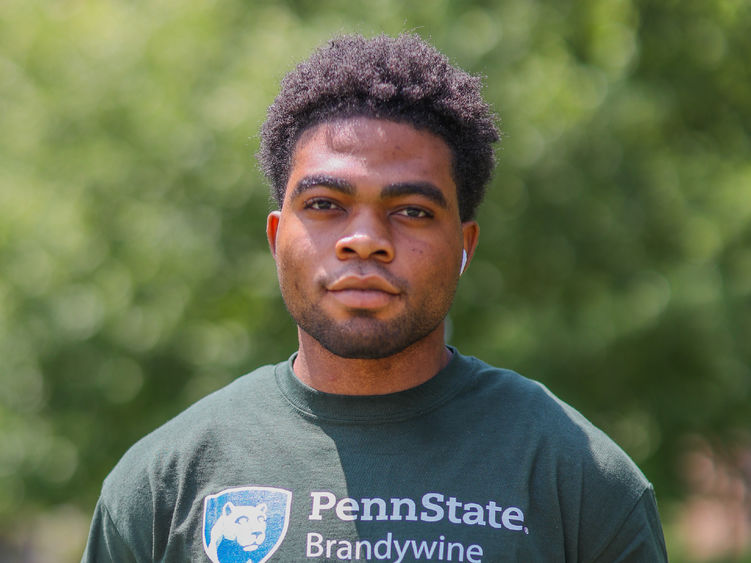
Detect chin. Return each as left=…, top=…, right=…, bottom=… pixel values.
left=292, top=299, right=448, bottom=360
left=311, top=322, right=439, bottom=360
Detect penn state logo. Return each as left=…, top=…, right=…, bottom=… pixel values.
left=203, top=486, right=292, bottom=563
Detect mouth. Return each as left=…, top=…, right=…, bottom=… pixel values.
left=327, top=274, right=400, bottom=294
left=326, top=275, right=400, bottom=309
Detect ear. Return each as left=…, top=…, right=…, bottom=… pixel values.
left=266, top=211, right=281, bottom=258
left=223, top=502, right=235, bottom=516
left=460, top=221, right=480, bottom=273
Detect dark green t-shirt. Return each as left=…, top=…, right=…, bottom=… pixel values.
left=83, top=350, right=667, bottom=562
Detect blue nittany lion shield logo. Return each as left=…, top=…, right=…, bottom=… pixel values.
left=203, top=486, right=292, bottom=563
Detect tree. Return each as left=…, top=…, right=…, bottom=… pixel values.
left=1, top=0, right=749, bottom=559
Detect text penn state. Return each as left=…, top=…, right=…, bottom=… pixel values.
left=309, top=491, right=528, bottom=532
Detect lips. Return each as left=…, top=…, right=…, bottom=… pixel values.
left=326, top=275, right=400, bottom=309
left=327, top=275, right=400, bottom=294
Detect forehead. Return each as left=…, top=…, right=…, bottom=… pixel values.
left=286, top=117, right=457, bottom=204
left=297, top=117, right=451, bottom=154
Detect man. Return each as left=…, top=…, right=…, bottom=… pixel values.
left=84, top=34, right=667, bottom=562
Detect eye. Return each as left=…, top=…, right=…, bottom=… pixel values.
left=395, top=206, right=432, bottom=219
left=304, top=198, right=341, bottom=211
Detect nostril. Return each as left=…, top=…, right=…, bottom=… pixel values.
left=335, top=231, right=395, bottom=261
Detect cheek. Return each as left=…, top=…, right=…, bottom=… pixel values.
left=403, top=237, right=459, bottom=274
left=277, top=220, right=327, bottom=260
left=276, top=226, right=308, bottom=265
left=276, top=233, right=321, bottom=290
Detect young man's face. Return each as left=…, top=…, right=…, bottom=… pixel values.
left=267, top=117, right=478, bottom=359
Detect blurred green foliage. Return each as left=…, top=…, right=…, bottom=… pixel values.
left=1, top=0, right=749, bottom=558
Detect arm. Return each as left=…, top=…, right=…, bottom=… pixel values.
left=590, top=487, right=668, bottom=563
left=82, top=498, right=138, bottom=563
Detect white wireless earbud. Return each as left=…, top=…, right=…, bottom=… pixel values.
left=460, top=249, right=468, bottom=275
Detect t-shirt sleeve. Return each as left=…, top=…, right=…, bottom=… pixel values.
left=81, top=497, right=138, bottom=563
left=591, top=486, right=668, bottom=563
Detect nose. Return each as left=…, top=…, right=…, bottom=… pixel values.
left=335, top=211, right=395, bottom=262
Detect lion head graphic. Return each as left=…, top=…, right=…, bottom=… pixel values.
left=206, top=502, right=268, bottom=562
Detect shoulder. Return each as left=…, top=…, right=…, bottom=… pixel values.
left=453, top=353, right=665, bottom=559
left=454, top=352, right=651, bottom=495
left=98, top=361, right=281, bottom=518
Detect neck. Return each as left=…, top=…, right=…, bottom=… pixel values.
left=292, top=324, right=452, bottom=395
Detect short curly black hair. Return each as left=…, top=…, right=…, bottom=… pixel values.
left=258, top=33, right=500, bottom=222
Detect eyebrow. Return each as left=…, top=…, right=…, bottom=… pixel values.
left=291, top=175, right=448, bottom=209
left=290, top=175, right=354, bottom=201
left=381, top=182, right=448, bottom=209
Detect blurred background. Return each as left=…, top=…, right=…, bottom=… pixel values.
left=1, top=0, right=749, bottom=560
